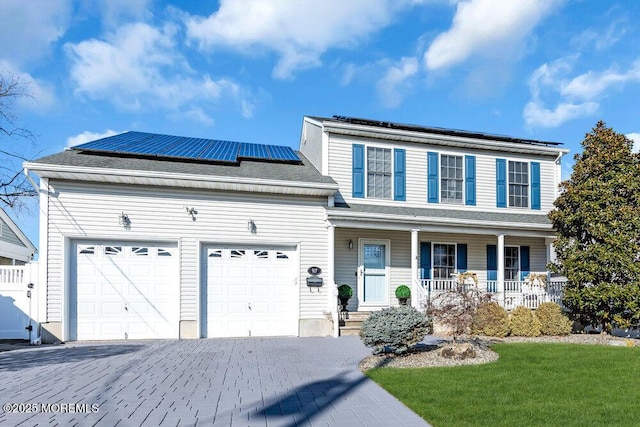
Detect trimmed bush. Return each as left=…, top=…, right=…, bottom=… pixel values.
left=472, top=302, right=510, bottom=337
left=360, top=306, right=433, bottom=355
left=510, top=306, right=542, bottom=337
left=395, top=285, right=411, bottom=298
left=535, top=302, right=572, bottom=336
left=337, top=284, right=353, bottom=299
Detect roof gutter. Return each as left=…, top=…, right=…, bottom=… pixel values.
left=23, top=162, right=339, bottom=196
left=23, top=167, right=40, bottom=193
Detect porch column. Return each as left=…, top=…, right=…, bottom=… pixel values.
left=411, top=229, right=419, bottom=309
left=497, top=234, right=505, bottom=295
left=327, top=224, right=339, bottom=337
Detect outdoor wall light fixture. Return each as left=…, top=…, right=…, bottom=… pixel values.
left=185, top=207, right=198, bottom=221
left=348, top=239, right=353, bottom=250
left=247, top=219, right=257, bottom=234
left=119, top=212, right=131, bottom=229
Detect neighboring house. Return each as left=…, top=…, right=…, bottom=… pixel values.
left=24, top=115, right=568, bottom=342
left=0, top=208, right=36, bottom=265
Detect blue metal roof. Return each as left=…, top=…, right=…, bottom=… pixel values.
left=72, top=131, right=301, bottom=165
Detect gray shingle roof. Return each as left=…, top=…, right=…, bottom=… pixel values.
left=328, top=203, right=551, bottom=226
left=30, top=149, right=337, bottom=185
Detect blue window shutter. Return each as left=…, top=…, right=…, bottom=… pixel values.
left=427, top=152, right=439, bottom=203
left=486, top=245, right=497, bottom=281
left=496, top=158, right=507, bottom=208
left=465, top=155, right=476, bottom=206
left=352, top=144, right=364, bottom=198
left=531, top=162, right=541, bottom=210
left=520, top=246, right=530, bottom=280
left=420, top=242, right=431, bottom=279
left=394, top=148, right=406, bottom=201
left=457, top=244, right=468, bottom=273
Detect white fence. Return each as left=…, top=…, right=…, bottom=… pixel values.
left=417, top=278, right=565, bottom=311
left=0, top=263, right=39, bottom=341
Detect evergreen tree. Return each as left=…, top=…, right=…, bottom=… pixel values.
left=549, top=121, right=640, bottom=333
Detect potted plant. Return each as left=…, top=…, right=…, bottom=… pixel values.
left=395, top=285, right=411, bottom=305
left=337, top=284, right=353, bottom=311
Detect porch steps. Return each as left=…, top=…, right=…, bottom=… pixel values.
left=338, top=311, right=372, bottom=336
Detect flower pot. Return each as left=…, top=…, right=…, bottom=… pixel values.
left=339, top=297, right=350, bottom=311
left=398, top=297, right=409, bottom=306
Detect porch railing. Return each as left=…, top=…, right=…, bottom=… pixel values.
left=418, top=279, right=565, bottom=310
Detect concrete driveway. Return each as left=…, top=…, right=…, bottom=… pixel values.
left=0, top=337, right=429, bottom=426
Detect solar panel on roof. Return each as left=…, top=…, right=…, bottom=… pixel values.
left=162, top=138, right=213, bottom=158
left=74, top=131, right=149, bottom=152
left=239, top=142, right=269, bottom=159
left=198, top=140, right=239, bottom=162
left=267, top=145, right=300, bottom=162
left=124, top=134, right=184, bottom=156
left=73, top=131, right=300, bottom=165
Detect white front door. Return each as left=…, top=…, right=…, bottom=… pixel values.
left=358, top=239, right=390, bottom=307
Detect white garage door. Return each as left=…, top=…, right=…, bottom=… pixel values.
left=204, top=246, right=298, bottom=338
left=70, top=242, right=179, bottom=341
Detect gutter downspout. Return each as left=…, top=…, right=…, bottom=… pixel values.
left=23, top=168, right=39, bottom=193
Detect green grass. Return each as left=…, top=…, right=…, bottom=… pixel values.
left=366, top=343, right=640, bottom=427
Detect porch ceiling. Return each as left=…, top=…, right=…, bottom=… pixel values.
left=326, top=203, right=555, bottom=237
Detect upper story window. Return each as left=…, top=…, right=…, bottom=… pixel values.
left=496, top=159, right=540, bottom=210
left=508, top=161, right=529, bottom=208
left=440, top=155, right=463, bottom=204
left=428, top=152, right=476, bottom=206
left=353, top=144, right=405, bottom=201
left=367, top=147, right=392, bottom=198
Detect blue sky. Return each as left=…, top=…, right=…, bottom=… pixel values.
left=2, top=0, right=640, bottom=251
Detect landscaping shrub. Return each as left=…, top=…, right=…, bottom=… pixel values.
left=360, top=306, right=432, bottom=355
left=535, top=302, right=572, bottom=335
left=472, top=302, right=510, bottom=337
left=510, top=306, right=542, bottom=337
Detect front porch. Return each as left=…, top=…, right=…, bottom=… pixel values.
left=326, top=222, right=564, bottom=336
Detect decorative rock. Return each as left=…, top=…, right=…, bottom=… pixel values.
left=438, top=342, right=477, bottom=360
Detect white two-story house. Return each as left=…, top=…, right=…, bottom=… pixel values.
left=25, top=115, right=567, bottom=342
left=300, top=116, right=568, bottom=318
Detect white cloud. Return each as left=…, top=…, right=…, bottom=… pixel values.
left=523, top=100, right=598, bottom=128
left=0, top=0, right=72, bottom=65
left=185, top=0, right=425, bottom=79
left=524, top=57, right=640, bottom=128
left=66, top=23, right=251, bottom=121
left=626, top=132, right=640, bottom=153
left=424, top=0, right=558, bottom=70
left=376, top=57, right=419, bottom=107
left=97, top=0, right=151, bottom=28
left=66, top=130, right=119, bottom=148
left=560, top=61, right=640, bottom=100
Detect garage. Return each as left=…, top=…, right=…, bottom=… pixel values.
left=203, top=246, right=298, bottom=338
left=70, top=241, right=179, bottom=341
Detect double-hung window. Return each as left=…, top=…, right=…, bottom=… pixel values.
left=504, top=246, right=520, bottom=281
left=433, top=243, right=456, bottom=279
left=367, top=147, right=392, bottom=199
left=508, top=161, right=529, bottom=208
left=440, top=155, right=463, bottom=204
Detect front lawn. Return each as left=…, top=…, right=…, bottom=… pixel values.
left=366, top=343, right=640, bottom=426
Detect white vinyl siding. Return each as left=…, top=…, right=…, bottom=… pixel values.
left=299, top=120, right=323, bottom=173
left=44, top=182, right=328, bottom=324
left=328, top=133, right=559, bottom=212
left=0, top=218, right=24, bottom=247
